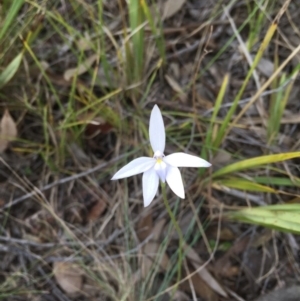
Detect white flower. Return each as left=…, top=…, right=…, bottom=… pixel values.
left=112, top=105, right=211, bottom=207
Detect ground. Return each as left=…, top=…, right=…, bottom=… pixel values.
left=0, top=0, right=300, bottom=300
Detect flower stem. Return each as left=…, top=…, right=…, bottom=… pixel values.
left=161, top=183, right=184, bottom=295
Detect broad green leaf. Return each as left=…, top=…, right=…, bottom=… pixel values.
left=0, top=52, right=23, bottom=89
left=213, top=152, right=300, bottom=178
left=228, top=204, right=300, bottom=234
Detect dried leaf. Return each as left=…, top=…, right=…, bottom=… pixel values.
left=76, top=34, right=93, bottom=51
left=165, top=74, right=187, bottom=102
left=0, top=109, right=17, bottom=153
left=162, top=0, right=186, bottom=20
left=213, top=150, right=232, bottom=165
left=173, top=290, right=190, bottom=301
left=152, top=218, right=166, bottom=241
left=181, top=272, right=218, bottom=301
left=53, top=262, right=83, bottom=295
left=141, top=242, right=170, bottom=278
left=84, top=120, right=113, bottom=137
left=64, top=54, right=98, bottom=81
left=254, top=286, right=300, bottom=301
left=184, top=245, right=227, bottom=297
left=88, top=199, right=107, bottom=221
left=140, top=219, right=168, bottom=278
left=253, top=56, right=274, bottom=77
left=137, top=210, right=153, bottom=241
left=214, top=236, right=250, bottom=277
left=77, top=113, right=114, bottom=138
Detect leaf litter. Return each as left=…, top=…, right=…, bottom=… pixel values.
left=1, top=0, right=300, bottom=301
left=0, top=109, right=17, bottom=153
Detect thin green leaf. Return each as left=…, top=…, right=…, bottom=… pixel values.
left=213, top=152, right=300, bottom=178
left=206, top=73, right=229, bottom=151
left=128, top=0, right=145, bottom=82
left=216, top=178, right=276, bottom=193
left=141, top=0, right=166, bottom=63
left=0, top=52, right=23, bottom=89
left=0, top=0, right=25, bottom=41
left=228, top=204, right=300, bottom=234
left=215, top=22, right=277, bottom=144
left=254, top=176, right=300, bottom=187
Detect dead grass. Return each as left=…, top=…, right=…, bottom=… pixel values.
left=1, top=0, right=300, bottom=300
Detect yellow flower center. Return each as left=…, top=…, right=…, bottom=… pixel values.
left=153, top=151, right=167, bottom=182
left=156, top=158, right=163, bottom=164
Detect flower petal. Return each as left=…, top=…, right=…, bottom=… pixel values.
left=142, top=167, right=159, bottom=207
left=166, top=166, right=185, bottom=199
left=111, top=157, right=155, bottom=180
left=149, top=104, right=165, bottom=153
left=164, top=152, right=211, bottom=168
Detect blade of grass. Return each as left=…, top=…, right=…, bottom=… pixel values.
left=267, top=71, right=298, bottom=145
left=215, top=178, right=277, bottom=193
left=267, top=73, right=286, bottom=144
left=213, top=19, right=278, bottom=147
left=97, top=0, right=119, bottom=90
left=213, top=152, right=300, bottom=178
left=207, top=73, right=230, bottom=151
left=254, top=176, right=300, bottom=187
left=230, top=39, right=300, bottom=130
left=198, top=1, right=260, bottom=78
left=128, top=0, right=145, bottom=84
left=228, top=204, right=300, bottom=234
left=246, top=0, right=274, bottom=49
left=0, top=0, right=25, bottom=41
left=141, top=0, right=166, bottom=63
left=0, top=52, right=23, bottom=88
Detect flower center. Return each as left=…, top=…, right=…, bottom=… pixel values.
left=153, top=150, right=164, bottom=159
left=156, top=157, right=163, bottom=164
left=153, top=150, right=167, bottom=182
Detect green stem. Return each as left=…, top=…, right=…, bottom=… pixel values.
left=161, top=183, right=184, bottom=296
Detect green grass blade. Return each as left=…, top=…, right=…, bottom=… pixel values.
left=210, top=73, right=229, bottom=150
left=267, top=71, right=297, bottom=145
left=228, top=204, right=300, bottom=234
left=254, top=176, right=300, bottom=187
left=0, top=52, right=23, bottom=88
left=213, top=152, right=300, bottom=178
left=128, top=0, right=145, bottom=83
left=215, top=178, right=277, bottom=193
left=0, top=0, right=25, bottom=41
left=214, top=21, right=277, bottom=146
left=141, top=0, right=166, bottom=63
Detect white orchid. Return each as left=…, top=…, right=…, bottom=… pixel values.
left=112, top=105, right=211, bottom=207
